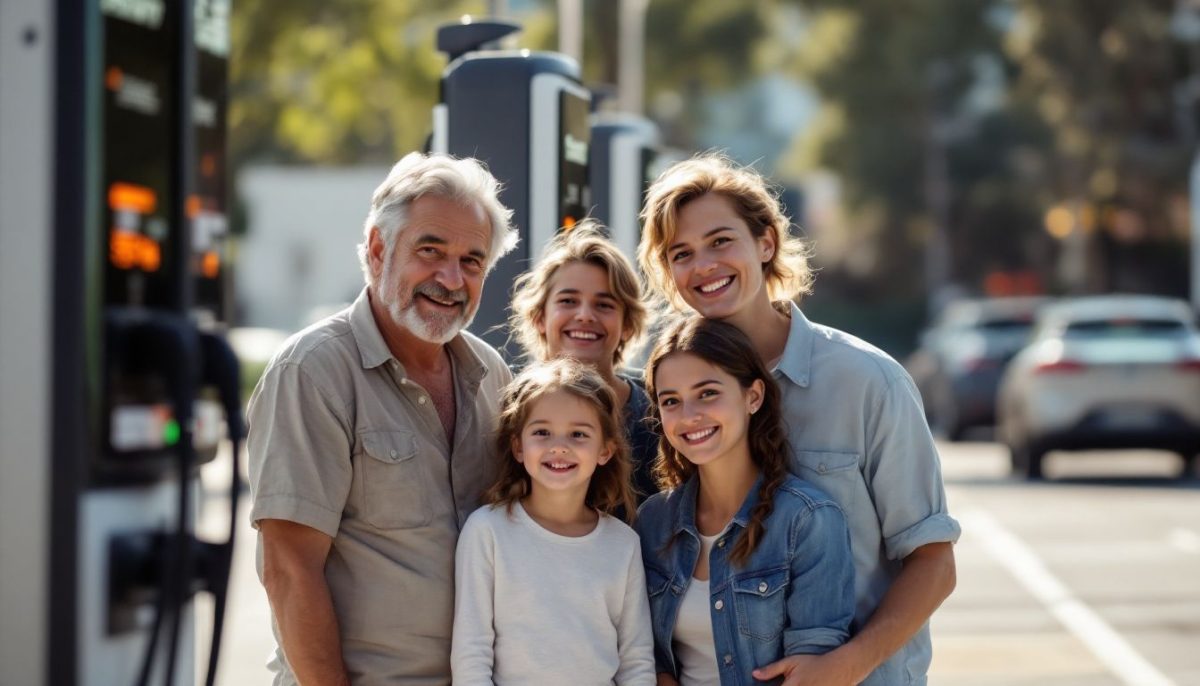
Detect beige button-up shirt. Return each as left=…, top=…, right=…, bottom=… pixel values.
left=247, top=288, right=512, bottom=685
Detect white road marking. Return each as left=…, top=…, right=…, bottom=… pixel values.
left=1167, top=528, right=1200, bottom=555
left=959, top=508, right=1176, bottom=686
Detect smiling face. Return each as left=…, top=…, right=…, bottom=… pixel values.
left=536, top=261, right=627, bottom=371
left=653, top=351, right=763, bottom=469
left=513, top=389, right=615, bottom=497
left=666, top=193, right=775, bottom=321
left=370, top=194, right=492, bottom=344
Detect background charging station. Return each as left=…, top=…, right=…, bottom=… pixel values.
left=0, top=1, right=240, bottom=684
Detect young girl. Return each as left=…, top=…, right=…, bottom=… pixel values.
left=639, top=155, right=960, bottom=685
left=509, top=220, right=659, bottom=500
left=635, top=315, right=854, bottom=686
left=451, top=358, right=656, bottom=685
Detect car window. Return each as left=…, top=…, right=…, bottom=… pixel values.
left=1062, top=318, right=1188, bottom=339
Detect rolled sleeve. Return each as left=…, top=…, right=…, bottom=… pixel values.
left=247, top=362, right=353, bottom=537
left=866, top=371, right=962, bottom=561
left=782, top=627, right=849, bottom=656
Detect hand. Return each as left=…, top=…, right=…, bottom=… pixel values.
left=656, top=672, right=681, bottom=686
left=752, top=650, right=859, bottom=686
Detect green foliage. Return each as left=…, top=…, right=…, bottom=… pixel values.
left=230, top=0, right=487, bottom=164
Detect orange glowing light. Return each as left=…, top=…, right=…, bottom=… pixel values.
left=186, top=195, right=202, bottom=219
left=562, top=216, right=578, bottom=231
left=109, top=182, right=156, bottom=214
left=110, top=230, right=161, bottom=272
left=200, top=154, right=216, bottom=177
left=105, top=67, right=123, bottom=91
left=201, top=251, right=220, bottom=278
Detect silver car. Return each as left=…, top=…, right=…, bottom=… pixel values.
left=996, top=295, right=1200, bottom=479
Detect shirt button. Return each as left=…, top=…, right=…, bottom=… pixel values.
left=418, top=396, right=427, bottom=404
left=758, top=581, right=768, bottom=593
left=714, top=599, right=724, bottom=611
left=818, top=463, right=828, bottom=474
left=723, top=654, right=733, bottom=666
left=389, top=449, right=398, bottom=459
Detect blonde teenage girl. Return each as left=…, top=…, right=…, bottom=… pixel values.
left=509, top=220, right=658, bottom=500
left=451, top=359, right=655, bottom=685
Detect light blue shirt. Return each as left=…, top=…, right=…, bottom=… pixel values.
left=774, top=303, right=961, bottom=686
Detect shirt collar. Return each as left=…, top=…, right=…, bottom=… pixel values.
left=671, top=473, right=766, bottom=536
left=349, top=287, right=490, bottom=389
left=349, top=288, right=393, bottom=370
left=774, top=301, right=814, bottom=388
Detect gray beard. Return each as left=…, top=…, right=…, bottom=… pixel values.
left=381, top=263, right=474, bottom=345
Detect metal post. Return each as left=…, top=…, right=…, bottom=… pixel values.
left=558, top=0, right=582, bottom=63
left=618, top=0, right=649, bottom=114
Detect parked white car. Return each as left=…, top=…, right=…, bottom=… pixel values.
left=996, top=295, right=1200, bottom=479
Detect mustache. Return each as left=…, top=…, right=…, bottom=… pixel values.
left=414, top=281, right=468, bottom=305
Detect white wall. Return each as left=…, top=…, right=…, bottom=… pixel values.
left=236, top=165, right=390, bottom=330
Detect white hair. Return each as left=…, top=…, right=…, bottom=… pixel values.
left=357, top=152, right=518, bottom=285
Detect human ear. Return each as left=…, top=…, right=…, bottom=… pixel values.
left=511, top=435, right=524, bottom=462
left=746, top=379, right=765, bottom=415
left=757, top=229, right=776, bottom=264
left=367, top=227, right=387, bottom=281
left=598, top=439, right=615, bottom=466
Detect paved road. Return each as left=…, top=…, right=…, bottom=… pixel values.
left=197, top=441, right=1200, bottom=685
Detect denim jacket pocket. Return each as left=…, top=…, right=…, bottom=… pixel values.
left=357, top=430, right=429, bottom=529
left=732, top=566, right=790, bottom=641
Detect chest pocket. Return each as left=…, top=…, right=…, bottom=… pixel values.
left=732, top=566, right=790, bottom=641
left=793, top=450, right=863, bottom=508
left=358, top=430, right=430, bottom=529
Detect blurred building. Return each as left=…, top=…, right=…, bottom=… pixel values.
left=236, top=165, right=388, bottom=331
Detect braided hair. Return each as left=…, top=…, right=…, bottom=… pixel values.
left=644, top=315, right=791, bottom=567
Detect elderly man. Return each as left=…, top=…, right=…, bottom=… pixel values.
left=247, top=153, right=518, bottom=685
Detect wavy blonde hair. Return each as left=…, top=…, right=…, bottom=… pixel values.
left=638, top=154, right=812, bottom=311
left=485, top=358, right=637, bottom=523
left=508, top=220, right=648, bottom=368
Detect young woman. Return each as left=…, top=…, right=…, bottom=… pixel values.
left=509, top=220, right=658, bottom=500
left=636, top=315, right=854, bottom=686
left=638, top=155, right=960, bottom=685
left=451, top=359, right=655, bottom=685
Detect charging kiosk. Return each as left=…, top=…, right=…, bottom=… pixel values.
left=1, top=1, right=239, bottom=684
left=588, top=112, right=661, bottom=261
left=431, top=20, right=592, bottom=353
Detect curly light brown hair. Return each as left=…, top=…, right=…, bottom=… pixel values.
left=485, top=358, right=637, bottom=522
left=508, top=220, right=648, bottom=368
left=637, top=154, right=813, bottom=312
left=644, top=315, right=791, bottom=567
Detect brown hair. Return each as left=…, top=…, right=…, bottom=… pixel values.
left=638, top=153, right=813, bottom=312
left=509, top=220, right=648, bottom=368
left=644, top=315, right=790, bottom=567
left=485, top=358, right=637, bottom=522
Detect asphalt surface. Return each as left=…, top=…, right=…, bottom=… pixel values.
left=197, top=440, right=1200, bottom=685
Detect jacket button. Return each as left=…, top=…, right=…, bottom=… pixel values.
left=723, top=654, right=733, bottom=665
left=758, top=581, right=768, bottom=593
left=818, top=463, right=827, bottom=473
left=714, top=599, right=724, bottom=611
left=716, top=538, right=726, bottom=548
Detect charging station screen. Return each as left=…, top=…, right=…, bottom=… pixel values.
left=101, top=1, right=178, bottom=308
left=192, top=2, right=230, bottom=322
left=558, top=90, right=591, bottom=231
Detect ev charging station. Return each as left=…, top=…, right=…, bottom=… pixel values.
left=431, top=20, right=593, bottom=352
left=1, top=1, right=240, bottom=684
left=588, top=112, right=661, bottom=262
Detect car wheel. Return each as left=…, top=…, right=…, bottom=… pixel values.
left=1010, top=440, right=1046, bottom=480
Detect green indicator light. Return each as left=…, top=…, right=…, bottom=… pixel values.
left=163, top=419, right=181, bottom=446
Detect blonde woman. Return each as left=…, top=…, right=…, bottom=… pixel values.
left=638, top=155, right=960, bottom=686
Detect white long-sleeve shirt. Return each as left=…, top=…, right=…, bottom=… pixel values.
left=451, top=502, right=656, bottom=686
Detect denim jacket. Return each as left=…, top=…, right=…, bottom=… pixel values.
left=634, top=473, right=855, bottom=686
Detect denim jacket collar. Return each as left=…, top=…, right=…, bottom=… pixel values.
left=670, top=473, right=766, bottom=539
